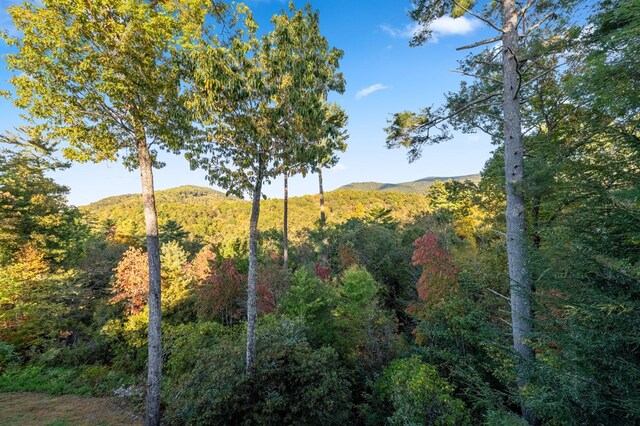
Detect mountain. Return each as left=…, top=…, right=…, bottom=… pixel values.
left=85, top=185, right=230, bottom=210
left=337, top=174, right=481, bottom=194
left=82, top=186, right=432, bottom=245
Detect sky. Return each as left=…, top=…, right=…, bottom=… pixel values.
left=0, top=0, right=497, bottom=206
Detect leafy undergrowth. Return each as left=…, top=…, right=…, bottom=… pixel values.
left=0, top=365, right=135, bottom=397
left=0, top=392, right=141, bottom=426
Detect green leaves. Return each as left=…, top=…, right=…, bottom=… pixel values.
left=0, top=128, right=86, bottom=266
left=186, top=3, right=347, bottom=197
left=5, top=0, right=215, bottom=169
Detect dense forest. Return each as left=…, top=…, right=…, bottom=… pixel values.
left=1, top=0, right=639, bottom=425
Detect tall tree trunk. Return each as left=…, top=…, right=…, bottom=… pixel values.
left=502, top=1, right=535, bottom=423
left=246, top=167, right=263, bottom=375
left=137, top=138, right=162, bottom=426
left=317, top=166, right=328, bottom=267
left=283, top=170, right=289, bottom=271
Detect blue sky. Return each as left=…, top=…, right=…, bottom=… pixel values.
left=0, top=0, right=496, bottom=206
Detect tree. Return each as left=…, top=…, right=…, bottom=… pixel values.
left=4, top=1, right=222, bottom=423
left=0, top=128, right=86, bottom=266
left=186, top=3, right=346, bottom=374
left=385, top=1, right=581, bottom=421
left=314, top=111, right=348, bottom=268
left=159, top=219, right=189, bottom=245
left=572, top=0, right=639, bottom=128
left=409, top=233, right=459, bottom=312
left=112, top=246, right=149, bottom=316
left=0, top=244, right=70, bottom=351
left=258, top=3, right=347, bottom=272
left=196, top=257, right=246, bottom=326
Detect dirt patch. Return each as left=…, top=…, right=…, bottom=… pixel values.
left=0, top=392, right=141, bottom=426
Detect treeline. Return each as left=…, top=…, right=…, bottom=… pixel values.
left=83, top=186, right=432, bottom=250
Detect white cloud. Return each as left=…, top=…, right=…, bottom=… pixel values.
left=355, top=83, right=389, bottom=100
left=430, top=16, right=481, bottom=36
left=380, top=16, right=481, bottom=42
left=467, top=134, right=481, bottom=142
left=380, top=23, right=419, bottom=39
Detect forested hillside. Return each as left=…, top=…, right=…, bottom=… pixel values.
left=1, top=0, right=639, bottom=425
left=338, top=174, right=481, bottom=193
left=84, top=185, right=432, bottom=246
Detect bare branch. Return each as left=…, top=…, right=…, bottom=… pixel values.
left=487, top=288, right=511, bottom=302
left=426, top=90, right=501, bottom=129
left=522, top=62, right=564, bottom=87
left=525, top=12, right=557, bottom=36
left=457, top=35, right=502, bottom=51
left=521, top=0, right=536, bottom=16
left=450, top=68, right=503, bottom=84
left=498, top=317, right=513, bottom=328
left=452, top=0, right=505, bottom=33
left=491, top=228, right=507, bottom=238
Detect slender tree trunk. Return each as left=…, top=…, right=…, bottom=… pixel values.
left=317, top=166, right=328, bottom=267
left=502, top=2, right=535, bottom=423
left=246, top=168, right=263, bottom=375
left=137, top=138, right=162, bottom=426
left=283, top=170, right=289, bottom=271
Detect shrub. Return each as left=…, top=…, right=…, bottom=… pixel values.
left=0, top=365, right=133, bottom=396
left=165, top=317, right=352, bottom=425
left=278, top=268, right=337, bottom=346
left=0, top=342, right=19, bottom=374
left=368, top=356, right=470, bottom=426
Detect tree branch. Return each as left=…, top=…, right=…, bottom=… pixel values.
left=456, top=35, right=502, bottom=51
left=487, top=288, right=511, bottom=302
left=422, top=90, right=501, bottom=130
left=525, top=12, right=557, bottom=36
left=450, top=68, right=503, bottom=84
left=452, top=0, right=505, bottom=33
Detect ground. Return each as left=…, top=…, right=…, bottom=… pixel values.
left=0, top=392, right=140, bottom=426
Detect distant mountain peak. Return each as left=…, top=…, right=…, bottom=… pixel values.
left=337, top=174, right=480, bottom=194
left=84, top=185, right=228, bottom=208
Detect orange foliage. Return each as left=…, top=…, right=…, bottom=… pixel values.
left=190, top=245, right=217, bottom=282
left=111, top=247, right=148, bottom=315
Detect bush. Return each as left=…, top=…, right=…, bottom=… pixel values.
left=0, top=342, right=19, bottom=374
left=367, top=356, right=470, bottom=426
left=165, top=317, right=353, bottom=425
left=0, top=365, right=134, bottom=396
left=278, top=268, right=337, bottom=346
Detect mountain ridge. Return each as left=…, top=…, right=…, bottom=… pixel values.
left=83, top=174, right=481, bottom=208
left=337, top=174, right=481, bottom=194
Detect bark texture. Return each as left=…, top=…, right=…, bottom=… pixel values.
left=317, top=166, right=328, bottom=267
left=501, top=1, right=535, bottom=423
left=246, top=168, right=263, bottom=375
left=283, top=170, right=289, bottom=271
left=137, top=138, right=162, bottom=426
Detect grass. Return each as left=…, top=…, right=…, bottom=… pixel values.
left=0, top=392, right=140, bottom=425
left=0, top=365, right=135, bottom=396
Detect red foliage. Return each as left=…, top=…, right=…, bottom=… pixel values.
left=409, top=233, right=459, bottom=309
left=314, top=262, right=331, bottom=282
left=336, top=244, right=359, bottom=269
left=196, top=257, right=246, bottom=325
left=256, top=263, right=290, bottom=315
left=111, top=247, right=149, bottom=315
